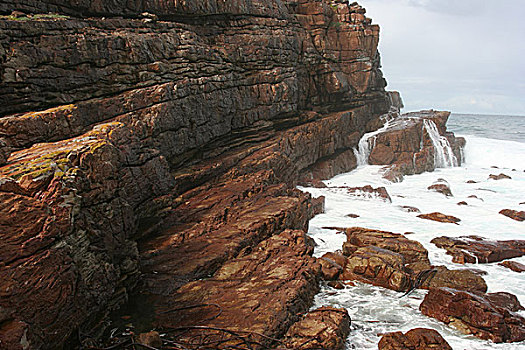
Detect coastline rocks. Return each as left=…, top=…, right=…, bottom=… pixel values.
left=428, top=179, right=453, bottom=197
left=343, top=185, right=392, bottom=202
left=366, top=110, right=464, bottom=182
left=282, top=307, right=351, bottom=350
left=398, top=205, right=421, bottom=213
left=499, top=260, right=525, bottom=273
left=417, top=212, right=461, bottom=224
left=378, top=328, right=452, bottom=350
left=418, top=266, right=487, bottom=294
left=319, top=251, right=346, bottom=281
left=489, top=173, right=512, bottom=180
left=341, top=246, right=411, bottom=292
left=431, top=236, right=525, bottom=264
left=499, top=209, right=525, bottom=222
left=420, top=288, right=525, bottom=343
left=153, top=230, right=321, bottom=347
left=457, top=201, right=467, bottom=205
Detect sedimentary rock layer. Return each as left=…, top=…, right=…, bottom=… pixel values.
left=0, top=1, right=391, bottom=348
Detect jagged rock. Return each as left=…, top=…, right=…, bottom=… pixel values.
left=485, top=292, right=525, bottom=312
left=378, top=328, right=452, bottom=350
left=418, top=266, right=487, bottom=294
left=319, top=252, right=345, bottom=280
left=366, top=110, right=464, bottom=181
left=342, top=227, right=429, bottom=264
left=499, top=209, right=525, bottom=222
left=341, top=246, right=411, bottom=292
left=431, top=236, right=525, bottom=264
left=417, top=212, right=460, bottom=224
left=420, top=288, right=525, bottom=343
left=489, top=173, right=512, bottom=180
left=499, top=260, right=525, bottom=273
left=152, top=230, right=321, bottom=347
left=282, top=307, right=350, bottom=350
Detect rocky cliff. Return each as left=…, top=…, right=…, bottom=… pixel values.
left=0, top=1, right=393, bottom=348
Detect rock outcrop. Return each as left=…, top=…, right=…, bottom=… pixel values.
left=378, top=328, right=452, bottom=350
left=0, top=1, right=392, bottom=348
left=365, top=110, right=465, bottom=181
left=420, top=288, right=525, bottom=343
left=431, top=236, right=525, bottom=264
left=499, top=209, right=525, bottom=222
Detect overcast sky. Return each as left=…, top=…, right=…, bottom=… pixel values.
left=359, top=0, right=525, bottom=115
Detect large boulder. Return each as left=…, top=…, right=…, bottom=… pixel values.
left=420, top=288, right=525, bottom=343
left=431, top=236, right=525, bottom=264
left=378, top=328, right=452, bottom=350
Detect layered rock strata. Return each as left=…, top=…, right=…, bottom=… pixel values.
left=364, top=110, right=465, bottom=181
left=0, top=1, right=391, bottom=348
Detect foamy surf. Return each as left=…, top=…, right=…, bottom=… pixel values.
left=300, top=132, right=525, bottom=349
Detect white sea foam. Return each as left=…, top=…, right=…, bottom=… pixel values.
left=300, top=133, right=525, bottom=349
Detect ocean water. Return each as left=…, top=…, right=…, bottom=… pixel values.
left=300, top=113, right=525, bottom=349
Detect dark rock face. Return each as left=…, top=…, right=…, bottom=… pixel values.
left=378, top=328, right=452, bottom=350
left=500, top=260, right=525, bottom=273
left=431, top=236, right=525, bottom=264
left=420, top=288, right=525, bottom=343
left=0, top=1, right=392, bottom=348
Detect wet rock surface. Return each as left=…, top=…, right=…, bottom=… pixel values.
left=427, top=180, right=453, bottom=197
left=489, top=173, right=512, bottom=180
left=378, top=328, right=452, bottom=350
left=499, top=209, right=525, bottom=222
left=420, top=288, right=525, bottom=343
left=282, top=307, right=351, bottom=350
left=366, top=110, right=464, bottom=182
left=431, top=235, right=525, bottom=264
left=499, top=260, right=525, bottom=273
left=0, top=0, right=393, bottom=348
left=417, top=212, right=461, bottom=224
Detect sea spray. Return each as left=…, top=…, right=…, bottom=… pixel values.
left=353, top=114, right=395, bottom=166
left=423, top=119, right=458, bottom=167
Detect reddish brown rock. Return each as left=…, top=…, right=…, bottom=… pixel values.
left=457, top=201, right=467, bottom=206
left=466, top=180, right=478, bottom=183
left=327, top=280, right=345, bottom=289
left=489, top=173, right=512, bottom=180
left=499, top=209, right=525, bottom=222
left=366, top=110, right=464, bottom=181
left=398, top=205, right=421, bottom=213
left=319, top=252, right=346, bottom=280
left=468, top=194, right=484, bottom=201
left=417, top=212, right=461, bottom=224
left=428, top=181, right=453, bottom=197
left=378, top=328, right=452, bottom=350
left=420, top=288, right=525, bottom=343
left=431, top=235, right=525, bottom=264
left=136, top=331, right=162, bottom=348
left=283, top=307, right=350, bottom=350
left=485, top=292, right=525, bottom=312
left=418, top=266, right=487, bottom=294
left=346, top=213, right=360, bottom=218
left=341, top=246, right=411, bottom=292
left=342, top=227, right=429, bottom=264
left=499, top=260, right=525, bottom=273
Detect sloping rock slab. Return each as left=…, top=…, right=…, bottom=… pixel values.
left=420, top=288, right=525, bottom=343
left=151, top=230, right=321, bottom=348
left=282, top=307, right=350, bottom=350
left=378, top=328, right=452, bottom=350
left=431, top=236, right=525, bottom=264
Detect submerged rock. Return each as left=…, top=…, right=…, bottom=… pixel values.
left=431, top=235, right=525, bottom=263
left=499, top=260, right=525, bottom=273
left=417, top=212, right=461, bottom=224
left=378, top=328, right=452, bottom=350
left=499, top=209, right=525, bottom=222
left=489, top=173, right=512, bottom=180
left=420, top=288, right=525, bottom=343
left=428, top=179, right=453, bottom=197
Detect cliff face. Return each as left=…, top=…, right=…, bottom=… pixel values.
left=0, top=1, right=391, bottom=348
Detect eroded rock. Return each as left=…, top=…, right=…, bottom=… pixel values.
left=431, top=236, right=525, bottom=264
left=420, top=288, right=525, bottom=343
left=378, top=328, right=452, bottom=350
